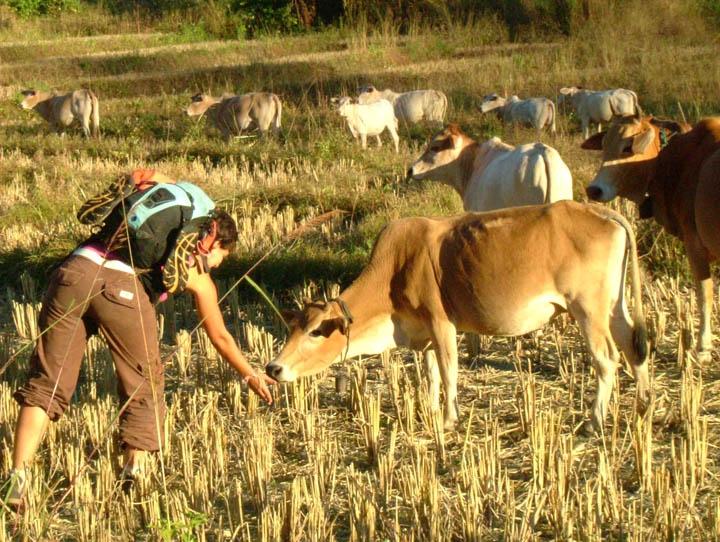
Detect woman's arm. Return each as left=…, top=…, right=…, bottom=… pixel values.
left=185, top=269, right=274, bottom=403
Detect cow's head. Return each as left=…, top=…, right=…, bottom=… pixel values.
left=583, top=116, right=686, bottom=203
left=357, top=84, right=379, bottom=104
left=331, top=96, right=353, bottom=116
left=20, top=89, right=40, bottom=109
left=557, top=86, right=582, bottom=106
left=265, top=299, right=353, bottom=382
left=407, top=124, right=473, bottom=184
left=480, top=93, right=506, bottom=113
left=186, top=93, right=215, bottom=116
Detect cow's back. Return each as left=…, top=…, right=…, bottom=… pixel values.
left=464, top=142, right=572, bottom=210
left=379, top=202, right=621, bottom=334
left=651, top=118, right=720, bottom=237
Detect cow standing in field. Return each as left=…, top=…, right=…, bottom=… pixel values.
left=480, top=93, right=556, bottom=137
left=357, top=85, right=447, bottom=125
left=20, top=89, right=100, bottom=138
left=331, top=96, right=400, bottom=153
left=186, top=92, right=282, bottom=141
left=559, top=87, right=642, bottom=139
left=584, top=115, right=720, bottom=360
left=408, top=124, right=573, bottom=212
left=267, top=200, right=649, bottom=433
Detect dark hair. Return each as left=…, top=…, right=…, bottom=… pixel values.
left=212, top=209, right=238, bottom=251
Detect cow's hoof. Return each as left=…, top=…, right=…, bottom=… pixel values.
left=335, top=374, right=349, bottom=394
left=697, top=350, right=712, bottom=364
left=578, top=419, right=599, bottom=438
left=443, top=418, right=457, bottom=431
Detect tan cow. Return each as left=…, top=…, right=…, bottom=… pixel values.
left=583, top=116, right=720, bottom=360
left=186, top=92, right=282, bottom=141
left=408, top=124, right=573, bottom=212
left=20, top=89, right=99, bottom=137
left=267, top=201, right=649, bottom=433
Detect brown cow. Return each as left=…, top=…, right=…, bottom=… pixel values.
left=186, top=92, right=282, bottom=141
left=20, top=89, right=100, bottom=138
left=583, top=116, right=720, bottom=360
left=267, top=201, right=649, bottom=433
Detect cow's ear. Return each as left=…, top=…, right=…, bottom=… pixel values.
left=632, top=128, right=656, bottom=154
left=281, top=309, right=302, bottom=327
left=21, top=89, right=35, bottom=96
left=559, top=87, right=571, bottom=95
left=651, top=118, right=686, bottom=136
left=319, top=317, right=348, bottom=337
left=581, top=132, right=606, bottom=150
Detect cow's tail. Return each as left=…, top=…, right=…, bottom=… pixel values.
left=89, top=89, right=100, bottom=138
left=547, top=99, right=556, bottom=134
left=630, top=90, right=644, bottom=117
left=434, top=90, right=448, bottom=122
left=599, top=207, right=648, bottom=366
left=272, top=93, right=282, bottom=131
left=539, top=145, right=572, bottom=204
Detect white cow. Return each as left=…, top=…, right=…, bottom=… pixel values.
left=558, top=87, right=642, bottom=139
left=481, top=93, right=556, bottom=137
left=331, top=96, right=400, bottom=153
left=408, top=124, right=573, bottom=212
left=358, top=85, right=447, bottom=124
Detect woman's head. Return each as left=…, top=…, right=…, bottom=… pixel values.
left=200, top=209, right=238, bottom=269
left=214, top=209, right=238, bottom=251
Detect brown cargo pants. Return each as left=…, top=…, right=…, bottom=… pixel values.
left=14, top=254, right=165, bottom=451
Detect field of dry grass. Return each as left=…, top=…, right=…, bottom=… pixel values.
left=1, top=2, right=720, bottom=540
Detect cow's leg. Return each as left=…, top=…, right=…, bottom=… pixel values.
left=685, top=235, right=713, bottom=360
left=360, top=133, right=368, bottom=150
left=80, top=110, right=91, bottom=138
left=423, top=349, right=441, bottom=414
left=375, top=135, right=382, bottom=148
left=582, top=119, right=590, bottom=140
left=430, top=320, right=459, bottom=429
left=389, top=127, right=400, bottom=153
left=571, top=301, right=619, bottom=432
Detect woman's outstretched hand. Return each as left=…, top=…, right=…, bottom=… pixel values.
left=245, top=372, right=276, bottom=404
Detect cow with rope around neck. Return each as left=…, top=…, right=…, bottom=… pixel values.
left=267, top=200, right=650, bottom=433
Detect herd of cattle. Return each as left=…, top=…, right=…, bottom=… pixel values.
left=16, top=83, right=720, bottom=434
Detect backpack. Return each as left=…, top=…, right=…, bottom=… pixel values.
left=77, top=171, right=217, bottom=294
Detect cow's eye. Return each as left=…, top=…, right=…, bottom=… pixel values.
left=622, top=142, right=634, bottom=155
left=309, top=329, right=323, bottom=338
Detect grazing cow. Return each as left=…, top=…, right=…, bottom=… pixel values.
left=408, top=124, right=573, bottom=212
left=481, top=93, right=556, bottom=137
left=331, top=96, right=400, bottom=153
left=267, top=200, right=649, bottom=433
left=583, top=115, right=720, bottom=360
left=559, top=87, right=642, bottom=139
left=186, top=92, right=282, bottom=141
left=20, top=89, right=99, bottom=138
left=357, top=85, right=447, bottom=124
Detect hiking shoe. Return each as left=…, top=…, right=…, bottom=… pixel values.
left=3, top=469, right=27, bottom=510
left=119, top=464, right=143, bottom=495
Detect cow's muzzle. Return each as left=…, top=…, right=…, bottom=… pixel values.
left=266, top=363, right=284, bottom=381
left=585, top=185, right=604, bottom=201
